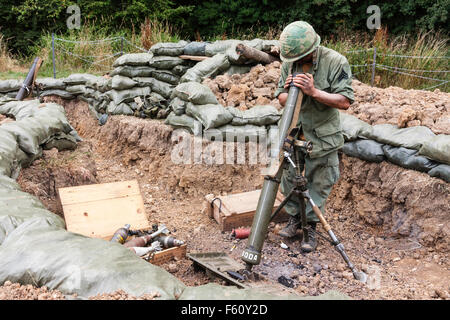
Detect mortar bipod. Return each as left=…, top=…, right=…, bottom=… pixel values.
left=242, top=130, right=367, bottom=283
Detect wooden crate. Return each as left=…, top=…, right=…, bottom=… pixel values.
left=59, top=180, right=149, bottom=240
left=205, top=189, right=289, bottom=231
left=148, top=244, right=187, bottom=265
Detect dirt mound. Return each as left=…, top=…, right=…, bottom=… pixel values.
left=0, top=281, right=66, bottom=300
left=329, top=155, right=449, bottom=252
left=347, top=80, right=450, bottom=135
left=17, top=145, right=97, bottom=216
left=0, top=281, right=160, bottom=300
left=203, top=62, right=283, bottom=110
left=203, top=65, right=449, bottom=135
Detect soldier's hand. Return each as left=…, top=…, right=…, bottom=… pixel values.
left=283, top=75, right=293, bottom=89
left=295, top=73, right=316, bottom=96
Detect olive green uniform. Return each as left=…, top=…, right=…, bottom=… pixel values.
left=274, top=45, right=354, bottom=222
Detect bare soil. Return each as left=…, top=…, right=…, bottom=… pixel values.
left=7, top=92, right=447, bottom=300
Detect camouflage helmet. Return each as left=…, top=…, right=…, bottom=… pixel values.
left=279, top=21, right=321, bottom=63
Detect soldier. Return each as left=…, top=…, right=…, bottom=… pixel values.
left=274, top=21, right=354, bottom=252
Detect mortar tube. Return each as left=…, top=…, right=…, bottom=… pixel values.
left=241, top=75, right=302, bottom=269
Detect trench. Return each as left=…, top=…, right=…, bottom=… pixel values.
left=16, top=97, right=450, bottom=300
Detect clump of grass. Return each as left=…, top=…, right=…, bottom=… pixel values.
left=324, top=27, right=449, bottom=91
left=0, top=34, right=22, bottom=74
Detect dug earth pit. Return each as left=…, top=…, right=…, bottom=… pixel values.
left=12, top=86, right=450, bottom=300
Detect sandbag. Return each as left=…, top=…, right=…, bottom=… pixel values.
left=341, top=139, right=385, bottom=163
left=0, top=79, right=23, bottom=93
left=164, top=112, right=200, bottom=134
left=149, top=56, right=184, bottom=70
left=39, top=90, right=76, bottom=99
left=133, top=77, right=173, bottom=99
left=150, top=41, right=188, bottom=56
left=0, top=99, right=41, bottom=119
left=113, top=53, right=153, bottom=67
left=86, top=77, right=112, bottom=92
left=35, top=78, right=66, bottom=90
left=43, top=132, right=77, bottom=151
left=171, top=82, right=218, bottom=105
left=205, top=124, right=267, bottom=142
left=186, top=103, right=233, bottom=130
left=33, top=103, right=73, bottom=134
left=4, top=91, right=19, bottom=98
left=169, top=97, right=187, bottom=116
left=110, top=66, right=155, bottom=78
left=205, top=40, right=240, bottom=57
left=151, top=70, right=180, bottom=85
left=111, top=75, right=137, bottom=90
left=64, top=73, right=98, bottom=85
left=172, top=65, right=191, bottom=76
left=224, top=65, right=252, bottom=75
left=105, top=87, right=151, bottom=105
left=65, top=85, right=86, bottom=95
left=0, top=218, right=185, bottom=299
left=0, top=174, right=20, bottom=190
left=1, top=116, right=65, bottom=156
left=428, top=164, right=450, bottom=183
left=228, top=105, right=280, bottom=126
left=106, top=102, right=134, bottom=115
left=339, top=112, right=373, bottom=141
left=261, top=40, right=280, bottom=52
left=183, top=42, right=207, bottom=56
left=0, top=129, right=28, bottom=178
left=418, top=135, right=450, bottom=165
left=364, top=124, right=435, bottom=150
left=205, top=39, right=263, bottom=64
left=180, top=53, right=230, bottom=83
left=382, top=145, right=438, bottom=173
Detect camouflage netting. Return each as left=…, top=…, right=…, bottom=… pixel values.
left=0, top=98, right=350, bottom=300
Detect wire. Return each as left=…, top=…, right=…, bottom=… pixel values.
left=122, top=38, right=148, bottom=53
left=376, top=65, right=448, bottom=82
left=376, top=64, right=450, bottom=73
left=377, top=52, right=450, bottom=59
left=54, top=37, right=123, bottom=44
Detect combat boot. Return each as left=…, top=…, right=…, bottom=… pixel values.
left=300, top=222, right=317, bottom=252
left=278, top=215, right=301, bottom=238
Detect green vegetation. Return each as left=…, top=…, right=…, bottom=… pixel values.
left=0, top=1, right=448, bottom=90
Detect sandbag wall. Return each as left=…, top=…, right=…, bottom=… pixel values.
left=340, top=112, right=450, bottom=183
left=0, top=39, right=282, bottom=134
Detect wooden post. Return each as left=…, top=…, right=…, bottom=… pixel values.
left=235, top=43, right=280, bottom=64
left=52, top=33, right=56, bottom=79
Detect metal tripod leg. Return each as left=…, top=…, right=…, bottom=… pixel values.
left=301, top=190, right=368, bottom=282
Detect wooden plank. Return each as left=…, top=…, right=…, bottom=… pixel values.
left=179, top=55, right=209, bottom=61
left=149, top=245, right=187, bottom=265
left=59, top=180, right=149, bottom=240
left=59, top=180, right=141, bottom=206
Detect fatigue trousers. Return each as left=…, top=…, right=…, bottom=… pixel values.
left=280, top=148, right=340, bottom=223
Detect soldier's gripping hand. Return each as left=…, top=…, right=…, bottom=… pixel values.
left=283, top=75, right=293, bottom=89
left=295, top=73, right=316, bottom=96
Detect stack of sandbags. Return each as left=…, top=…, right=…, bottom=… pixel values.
left=166, top=81, right=225, bottom=134
left=0, top=99, right=79, bottom=177
left=0, top=79, right=23, bottom=98
left=339, top=112, right=450, bottom=182
left=36, top=78, right=71, bottom=99
left=166, top=81, right=278, bottom=142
